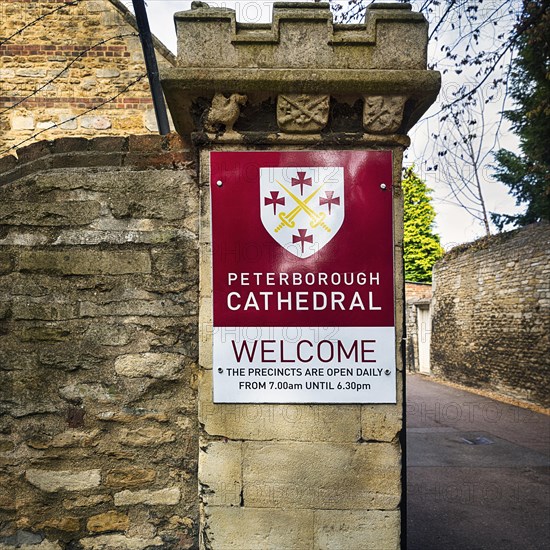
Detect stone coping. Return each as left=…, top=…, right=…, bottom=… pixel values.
left=0, top=134, right=192, bottom=186
left=161, top=68, right=440, bottom=97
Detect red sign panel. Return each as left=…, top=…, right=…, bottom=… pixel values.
left=211, top=151, right=394, bottom=327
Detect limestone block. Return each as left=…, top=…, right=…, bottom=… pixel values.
left=80, top=116, right=112, bottom=130
left=199, top=370, right=361, bottom=442
left=36, top=121, right=56, bottom=130
left=16, top=69, right=47, bottom=78
left=199, top=242, right=212, bottom=295
left=53, top=228, right=189, bottom=246
left=0, top=69, right=15, bottom=79
left=79, top=299, right=183, bottom=317
left=198, top=296, right=213, bottom=369
left=199, top=441, right=242, bottom=506
left=115, top=353, right=183, bottom=380
left=0, top=230, right=49, bottom=246
left=38, top=517, right=80, bottom=532
left=243, top=441, right=400, bottom=509
left=91, top=172, right=192, bottom=222
left=12, top=301, right=79, bottom=321
left=144, top=109, right=159, bottom=132
left=18, top=250, right=151, bottom=275
left=0, top=201, right=101, bottom=226
left=96, top=410, right=168, bottom=423
left=114, top=487, right=181, bottom=506
left=85, top=324, right=131, bottom=346
left=361, top=404, right=402, bottom=442
left=198, top=186, right=211, bottom=244
left=95, top=68, right=121, bottom=78
left=125, top=509, right=158, bottom=539
left=203, top=507, right=314, bottom=550
left=12, top=541, right=63, bottom=550
left=12, top=115, right=35, bottom=131
left=63, top=494, right=111, bottom=509
left=314, top=510, right=400, bottom=550
left=104, top=468, right=156, bottom=488
left=81, top=78, right=97, bottom=91
left=87, top=511, right=129, bottom=533
left=143, top=108, right=174, bottom=133
left=79, top=534, right=163, bottom=550
left=118, top=426, right=176, bottom=447
left=25, top=469, right=101, bottom=492
left=276, top=94, right=329, bottom=133
left=59, top=383, right=116, bottom=404
left=84, top=1, right=108, bottom=13
left=59, top=115, right=77, bottom=130
left=363, top=95, right=406, bottom=134
left=0, top=252, right=14, bottom=274
left=26, top=429, right=101, bottom=449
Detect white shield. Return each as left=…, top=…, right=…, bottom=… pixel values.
left=260, top=167, right=345, bottom=259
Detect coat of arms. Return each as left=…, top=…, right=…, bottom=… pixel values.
left=259, top=167, right=345, bottom=259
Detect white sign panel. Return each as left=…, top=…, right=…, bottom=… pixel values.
left=213, top=326, right=396, bottom=403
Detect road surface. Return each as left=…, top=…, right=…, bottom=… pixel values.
left=406, top=373, right=550, bottom=550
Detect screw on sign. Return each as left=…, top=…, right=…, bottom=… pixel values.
left=210, top=150, right=396, bottom=404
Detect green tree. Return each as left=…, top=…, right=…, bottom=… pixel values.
left=492, top=0, right=550, bottom=229
left=403, top=167, right=444, bottom=282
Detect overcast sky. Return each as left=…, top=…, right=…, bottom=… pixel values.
left=125, top=0, right=522, bottom=249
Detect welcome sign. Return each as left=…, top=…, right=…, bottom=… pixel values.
left=210, top=151, right=396, bottom=403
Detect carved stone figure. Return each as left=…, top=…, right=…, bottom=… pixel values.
left=191, top=1, right=210, bottom=9
left=204, top=93, right=247, bottom=133
left=363, top=95, right=406, bottom=134
left=277, top=94, right=330, bottom=133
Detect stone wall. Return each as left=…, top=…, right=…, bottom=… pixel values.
left=0, top=0, right=175, bottom=154
left=0, top=135, right=199, bottom=549
left=431, top=223, right=550, bottom=407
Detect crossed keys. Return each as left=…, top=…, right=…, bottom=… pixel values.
left=273, top=180, right=331, bottom=233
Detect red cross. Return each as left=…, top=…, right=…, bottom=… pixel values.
left=291, top=171, right=312, bottom=195
left=292, top=228, right=313, bottom=254
left=264, top=191, right=285, bottom=214
left=319, top=191, right=340, bottom=215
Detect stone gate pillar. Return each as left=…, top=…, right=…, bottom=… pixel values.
left=161, top=2, right=439, bottom=548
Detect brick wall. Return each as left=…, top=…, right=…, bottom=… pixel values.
left=431, top=223, right=550, bottom=407
left=0, top=0, right=176, bottom=154
left=405, top=281, right=432, bottom=301
left=0, top=135, right=199, bottom=549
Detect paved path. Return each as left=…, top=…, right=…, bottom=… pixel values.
left=406, top=373, right=550, bottom=550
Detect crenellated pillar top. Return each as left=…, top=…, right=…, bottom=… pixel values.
left=161, top=1, right=440, bottom=144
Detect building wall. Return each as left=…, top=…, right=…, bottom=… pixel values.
left=431, top=223, right=550, bottom=407
left=0, top=135, right=199, bottom=549
left=0, top=0, right=175, bottom=154
left=405, top=281, right=432, bottom=302
left=405, top=283, right=432, bottom=373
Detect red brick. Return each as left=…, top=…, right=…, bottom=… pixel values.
left=162, top=133, right=190, bottom=152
